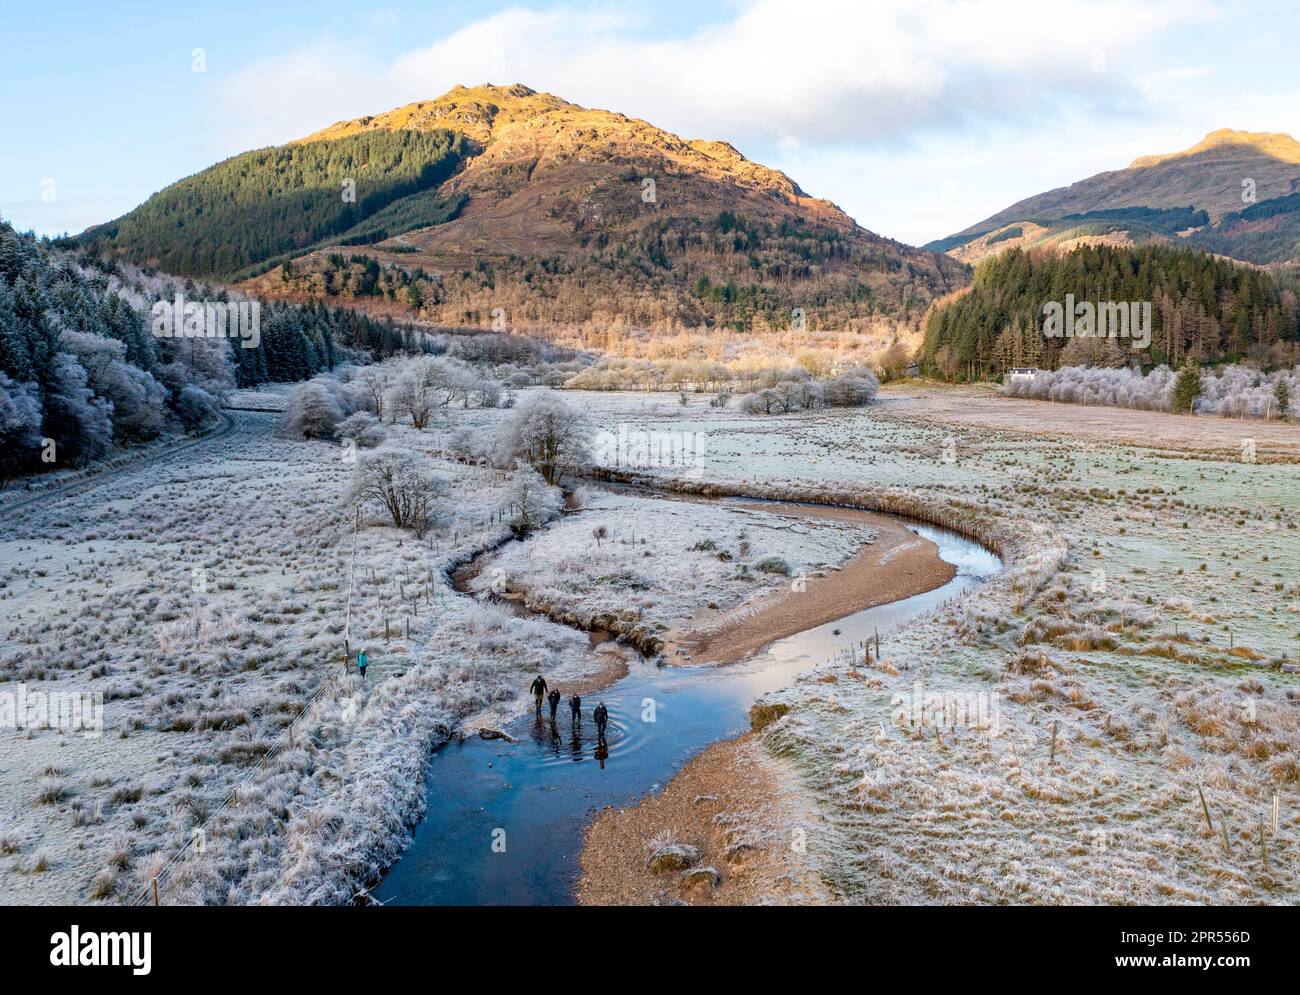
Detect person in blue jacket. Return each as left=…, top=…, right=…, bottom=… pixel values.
left=357, top=649, right=368, bottom=682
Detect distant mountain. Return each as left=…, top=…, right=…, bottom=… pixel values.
left=928, top=130, right=1300, bottom=266
left=83, top=84, right=967, bottom=341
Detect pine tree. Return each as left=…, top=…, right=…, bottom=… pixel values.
left=1275, top=377, right=1291, bottom=420
left=1171, top=361, right=1204, bottom=414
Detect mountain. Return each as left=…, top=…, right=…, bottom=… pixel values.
left=928, top=130, right=1300, bottom=266
left=83, top=84, right=967, bottom=345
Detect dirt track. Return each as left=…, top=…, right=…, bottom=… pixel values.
left=879, top=386, right=1300, bottom=461
left=0, top=410, right=238, bottom=522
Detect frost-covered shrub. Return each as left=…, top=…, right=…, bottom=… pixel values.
left=59, top=330, right=167, bottom=441
left=45, top=352, right=113, bottom=463
left=334, top=411, right=385, bottom=448
left=283, top=376, right=353, bottom=439
left=738, top=369, right=877, bottom=415
left=824, top=370, right=880, bottom=406
left=755, top=556, right=791, bottom=575
left=444, top=426, right=491, bottom=464
left=173, top=384, right=220, bottom=431
left=739, top=388, right=782, bottom=415
left=0, top=371, right=43, bottom=486
left=504, top=462, right=564, bottom=532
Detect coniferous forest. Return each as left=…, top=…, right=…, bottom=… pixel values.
left=77, top=130, right=464, bottom=279
left=922, top=245, right=1300, bottom=379
left=0, top=220, right=432, bottom=482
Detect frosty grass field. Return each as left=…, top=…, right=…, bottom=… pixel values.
left=1, top=386, right=1297, bottom=905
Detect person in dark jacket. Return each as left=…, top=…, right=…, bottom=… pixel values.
left=569, top=694, right=582, bottom=723
left=547, top=689, right=561, bottom=720
left=593, top=702, right=609, bottom=741
left=530, top=675, right=547, bottom=713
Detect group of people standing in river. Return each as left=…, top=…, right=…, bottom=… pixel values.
left=530, top=674, right=609, bottom=741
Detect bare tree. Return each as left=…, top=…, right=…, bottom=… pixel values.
left=497, top=389, right=593, bottom=485
left=389, top=372, right=436, bottom=429
left=354, top=363, right=394, bottom=421
left=350, top=451, right=446, bottom=538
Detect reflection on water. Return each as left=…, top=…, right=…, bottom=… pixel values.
left=375, top=522, right=1000, bottom=906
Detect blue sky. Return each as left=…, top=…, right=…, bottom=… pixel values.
left=4, top=0, right=1298, bottom=245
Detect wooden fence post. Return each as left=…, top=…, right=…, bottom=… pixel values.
left=1197, top=786, right=1214, bottom=833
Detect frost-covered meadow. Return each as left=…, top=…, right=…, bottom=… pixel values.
left=563, top=389, right=1300, bottom=903
left=0, top=379, right=878, bottom=906
left=476, top=486, right=877, bottom=654
left=0, top=400, right=602, bottom=905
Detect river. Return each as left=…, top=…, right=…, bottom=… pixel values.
left=374, top=506, right=1000, bottom=906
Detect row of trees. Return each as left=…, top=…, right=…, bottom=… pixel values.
left=1, top=223, right=229, bottom=481
left=737, top=368, right=880, bottom=415
left=1003, top=362, right=1298, bottom=419
left=345, top=389, right=592, bottom=539
left=563, top=341, right=912, bottom=393
left=284, top=354, right=512, bottom=443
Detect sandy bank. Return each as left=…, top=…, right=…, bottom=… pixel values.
left=666, top=502, right=955, bottom=665
left=578, top=733, right=831, bottom=906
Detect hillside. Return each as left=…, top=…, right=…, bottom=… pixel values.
left=928, top=130, right=1300, bottom=266
left=84, top=84, right=967, bottom=350
left=81, top=130, right=464, bottom=278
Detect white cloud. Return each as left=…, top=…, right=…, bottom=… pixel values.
left=216, top=0, right=1220, bottom=146
left=206, top=0, right=1228, bottom=243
